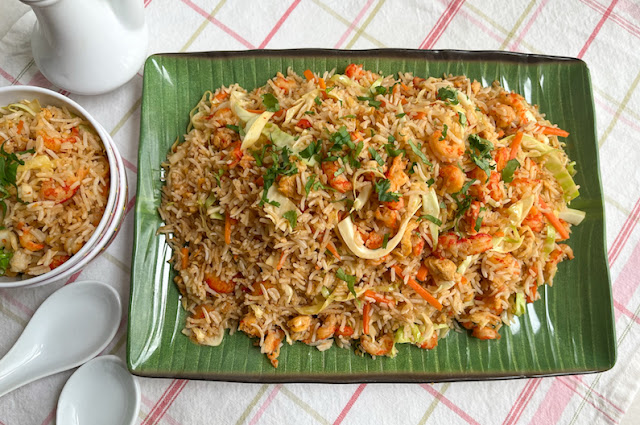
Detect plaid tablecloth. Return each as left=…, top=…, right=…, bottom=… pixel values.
left=1, top=1, right=640, bottom=424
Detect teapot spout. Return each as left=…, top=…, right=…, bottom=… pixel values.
left=110, top=0, right=145, bottom=31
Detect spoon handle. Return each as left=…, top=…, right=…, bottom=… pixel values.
left=0, top=341, right=44, bottom=398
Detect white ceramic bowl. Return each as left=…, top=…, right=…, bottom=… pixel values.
left=0, top=86, right=126, bottom=288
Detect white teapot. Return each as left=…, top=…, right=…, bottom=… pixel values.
left=21, top=0, right=148, bottom=95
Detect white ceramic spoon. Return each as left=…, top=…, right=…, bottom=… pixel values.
left=57, top=355, right=140, bottom=425
left=0, top=280, right=121, bottom=397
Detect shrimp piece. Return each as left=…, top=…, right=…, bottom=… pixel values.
left=49, top=255, right=70, bottom=270
left=278, top=175, right=298, bottom=198
left=40, top=168, right=88, bottom=204
left=467, top=166, right=490, bottom=185
left=365, top=232, right=383, bottom=250
left=262, top=329, right=284, bottom=368
left=472, top=326, right=501, bottom=340
left=191, top=304, right=216, bottom=320
left=386, top=155, right=409, bottom=192
left=400, top=219, right=419, bottom=256
left=419, top=332, right=438, bottom=350
left=205, top=274, right=235, bottom=294
left=428, top=130, right=464, bottom=163
left=321, top=161, right=352, bottom=193
left=345, top=63, right=364, bottom=79
left=486, top=171, right=503, bottom=202
left=238, top=314, right=262, bottom=337
left=288, top=315, right=312, bottom=333
left=208, top=107, right=235, bottom=128
left=544, top=244, right=574, bottom=281
left=522, top=205, right=544, bottom=232
left=375, top=207, right=398, bottom=229
left=439, top=164, right=465, bottom=193
left=316, top=314, right=338, bottom=340
left=424, top=257, right=457, bottom=282
left=17, top=224, right=44, bottom=252
left=360, top=334, right=394, bottom=357
left=273, top=72, right=296, bottom=93
left=212, top=127, right=237, bottom=149
left=438, top=233, right=493, bottom=257
left=250, top=281, right=276, bottom=296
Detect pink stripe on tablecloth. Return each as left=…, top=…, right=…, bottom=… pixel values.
left=502, top=379, right=542, bottom=425
left=612, top=235, right=640, bottom=307
left=38, top=409, right=55, bottom=425
left=594, top=96, right=640, bottom=134
left=333, top=384, right=367, bottom=425
left=64, top=270, right=83, bottom=285
left=0, top=67, right=20, bottom=85
left=141, top=379, right=188, bottom=425
left=419, top=0, right=466, bottom=49
left=122, top=157, right=138, bottom=174
left=181, top=0, right=256, bottom=49
left=125, top=195, right=137, bottom=215
left=556, top=378, right=619, bottom=423
left=528, top=378, right=576, bottom=425
left=0, top=290, right=34, bottom=317
left=333, top=0, right=376, bottom=48
left=580, top=0, right=640, bottom=39
left=565, top=375, right=625, bottom=414
left=508, top=0, right=550, bottom=51
left=420, top=384, right=482, bottom=425
left=258, top=0, right=301, bottom=49
left=248, top=384, right=282, bottom=425
left=454, top=3, right=504, bottom=44
left=578, top=0, right=619, bottom=58
left=27, top=71, right=50, bottom=88
left=144, top=0, right=153, bottom=7
left=614, top=299, right=640, bottom=324
left=608, top=197, right=640, bottom=266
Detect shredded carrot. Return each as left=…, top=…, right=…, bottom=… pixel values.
left=538, top=198, right=570, bottom=240
left=224, top=213, right=233, bottom=244
left=276, top=251, right=288, bottom=271
left=303, top=69, right=315, bottom=82
left=180, top=247, right=189, bottom=269
left=246, top=109, right=265, bottom=114
left=400, top=82, right=409, bottom=91
left=509, top=131, right=523, bottom=160
left=326, top=240, right=341, bottom=261
left=350, top=131, right=364, bottom=142
left=392, top=84, right=400, bottom=95
left=538, top=125, right=569, bottom=137
left=274, top=108, right=285, bottom=118
left=363, top=302, right=371, bottom=335
left=400, top=98, right=408, bottom=105
left=335, top=325, right=354, bottom=337
left=392, top=265, right=443, bottom=311
left=318, top=78, right=326, bottom=90
left=214, top=92, right=228, bottom=101
left=416, top=264, right=428, bottom=282
left=16, top=120, right=23, bottom=134
left=412, top=111, right=426, bottom=120
left=363, top=290, right=395, bottom=306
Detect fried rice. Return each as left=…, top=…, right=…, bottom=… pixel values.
left=159, top=64, right=582, bottom=367
left=0, top=99, right=110, bottom=277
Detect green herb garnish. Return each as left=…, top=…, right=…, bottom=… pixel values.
left=408, top=140, right=431, bottom=166
left=458, top=112, right=467, bottom=126
left=437, top=87, right=459, bottom=104
left=368, top=147, right=384, bottom=166
left=336, top=268, right=358, bottom=299
left=501, top=159, right=520, bottom=183
left=0, top=248, right=12, bottom=276
left=261, top=93, right=280, bottom=112
left=419, top=215, right=442, bottom=226
left=283, top=210, right=298, bottom=229
left=382, top=233, right=390, bottom=249
left=439, top=124, right=448, bottom=140
left=374, top=179, right=400, bottom=202
left=468, top=134, right=495, bottom=177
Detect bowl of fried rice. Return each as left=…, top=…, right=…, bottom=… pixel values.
left=0, top=86, right=127, bottom=288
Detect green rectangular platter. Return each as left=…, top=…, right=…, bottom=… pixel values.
left=128, top=49, right=616, bottom=383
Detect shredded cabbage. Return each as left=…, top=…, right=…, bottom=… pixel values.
left=17, top=155, right=53, bottom=175
left=350, top=168, right=384, bottom=212
left=330, top=74, right=361, bottom=89
left=456, top=254, right=478, bottom=275
left=263, top=186, right=300, bottom=231
left=337, top=195, right=422, bottom=259
left=558, top=208, right=586, bottom=225
left=507, top=195, right=535, bottom=227
left=544, top=153, right=579, bottom=202
left=421, top=187, right=440, bottom=246
left=241, top=111, right=274, bottom=150
left=543, top=224, right=556, bottom=259
left=3, top=99, right=42, bottom=117
left=492, top=226, right=523, bottom=253
left=513, top=293, right=526, bottom=316
left=284, top=89, right=320, bottom=124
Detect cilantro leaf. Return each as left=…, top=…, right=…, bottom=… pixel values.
left=0, top=248, right=12, bottom=276
left=439, top=124, right=448, bottom=140
left=368, top=147, right=384, bottom=166
left=382, top=233, right=390, bottom=249
left=396, top=113, right=406, bottom=118
left=384, top=141, right=404, bottom=157
left=225, top=124, right=245, bottom=137
left=283, top=210, right=298, bottom=229
left=329, top=126, right=355, bottom=151
left=304, top=111, right=316, bottom=115
left=261, top=93, right=280, bottom=112
left=468, top=134, right=495, bottom=177
left=474, top=207, right=486, bottom=232
left=299, top=140, right=322, bottom=161
left=408, top=140, right=431, bottom=166
left=336, top=268, right=358, bottom=299
left=419, top=214, right=442, bottom=226
left=357, top=95, right=382, bottom=109
left=437, top=87, right=459, bottom=104
left=458, top=112, right=467, bottom=126
left=374, top=179, right=400, bottom=202
left=305, top=175, right=315, bottom=196
left=314, top=96, right=322, bottom=105
left=501, top=159, right=520, bottom=183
